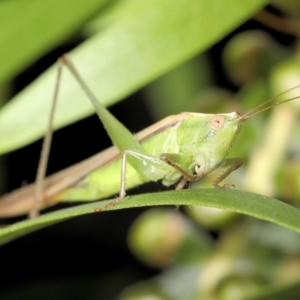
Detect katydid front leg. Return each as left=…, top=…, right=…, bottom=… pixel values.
left=213, top=158, right=243, bottom=188
left=161, top=154, right=243, bottom=188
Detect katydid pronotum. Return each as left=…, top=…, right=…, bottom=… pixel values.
left=0, top=55, right=299, bottom=218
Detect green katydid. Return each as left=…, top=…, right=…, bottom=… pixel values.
left=0, top=55, right=299, bottom=218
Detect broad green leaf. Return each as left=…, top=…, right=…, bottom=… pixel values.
left=0, top=0, right=109, bottom=85
left=0, top=0, right=267, bottom=154
left=0, top=189, right=300, bottom=245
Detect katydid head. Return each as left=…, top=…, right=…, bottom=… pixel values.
left=188, top=111, right=243, bottom=174
left=206, top=112, right=243, bottom=147
left=188, top=85, right=300, bottom=175
left=209, top=84, right=300, bottom=152
left=193, top=111, right=244, bottom=156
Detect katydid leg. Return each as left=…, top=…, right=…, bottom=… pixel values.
left=30, top=57, right=64, bottom=219
left=174, top=177, right=188, bottom=210
left=161, top=154, right=243, bottom=189
left=213, top=158, right=243, bottom=188
left=106, top=151, right=191, bottom=209
left=31, top=55, right=244, bottom=215
left=119, top=149, right=172, bottom=197
left=59, top=56, right=184, bottom=209
left=105, top=149, right=180, bottom=208
left=160, top=153, right=203, bottom=181
left=175, top=177, right=188, bottom=190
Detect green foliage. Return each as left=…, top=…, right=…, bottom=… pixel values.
left=1, top=189, right=300, bottom=245
left=0, top=0, right=267, bottom=154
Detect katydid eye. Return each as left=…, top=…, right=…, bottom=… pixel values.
left=210, top=115, right=225, bottom=130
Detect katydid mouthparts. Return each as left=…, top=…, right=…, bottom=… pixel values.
left=0, top=55, right=299, bottom=218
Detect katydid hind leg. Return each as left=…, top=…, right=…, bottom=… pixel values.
left=30, top=54, right=244, bottom=216
left=61, top=56, right=145, bottom=160
left=30, top=57, right=64, bottom=219
left=58, top=56, right=181, bottom=210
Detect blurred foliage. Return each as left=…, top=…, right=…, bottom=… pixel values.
left=1, top=0, right=300, bottom=299
left=0, top=0, right=266, bottom=154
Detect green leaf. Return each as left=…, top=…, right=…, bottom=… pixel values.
left=1, top=189, right=300, bottom=245
left=0, top=0, right=109, bottom=84
left=0, top=0, right=267, bottom=154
